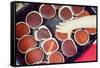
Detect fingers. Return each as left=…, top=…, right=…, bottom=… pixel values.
left=56, top=25, right=67, bottom=33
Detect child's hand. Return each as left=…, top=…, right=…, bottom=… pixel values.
left=56, top=15, right=96, bottom=38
